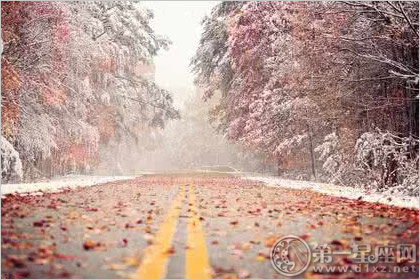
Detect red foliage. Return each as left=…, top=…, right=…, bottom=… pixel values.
left=65, top=144, right=89, bottom=166
left=1, top=1, right=22, bottom=42
left=97, top=57, right=117, bottom=74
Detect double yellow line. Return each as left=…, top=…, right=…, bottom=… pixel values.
left=133, top=185, right=211, bottom=279
left=185, top=185, right=212, bottom=279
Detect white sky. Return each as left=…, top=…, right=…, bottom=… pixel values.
left=144, top=1, right=217, bottom=106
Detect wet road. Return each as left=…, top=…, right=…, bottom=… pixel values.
left=1, top=173, right=419, bottom=279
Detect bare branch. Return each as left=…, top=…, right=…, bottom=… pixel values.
left=397, top=2, right=419, bottom=38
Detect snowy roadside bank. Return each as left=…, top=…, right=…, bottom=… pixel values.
left=1, top=175, right=136, bottom=196
left=245, top=176, right=419, bottom=210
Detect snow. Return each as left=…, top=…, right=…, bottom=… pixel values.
left=245, top=175, right=419, bottom=210
left=1, top=136, right=23, bottom=183
left=1, top=175, right=136, bottom=196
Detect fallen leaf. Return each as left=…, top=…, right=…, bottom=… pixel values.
left=265, top=236, right=278, bottom=248
left=166, top=246, right=175, bottom=255
left=6, top=255, right=26, bottom=268
left=299, top=233, right=311, bottom=240
left=241, top=242, right=251, bottom=252
left=83, top=240, right=100, bottom=250
left=256, top=255, right=266, bottom=262
left=54, top=253, right=76, bottom=260
left=33, top=220, right=45, bottom=227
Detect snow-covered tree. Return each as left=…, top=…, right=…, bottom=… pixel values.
left=1, top=1, right=179, bottom=181
left=355, top=130, right=418, bottom=191
left=1, top=136, right=23, bottom=183
left=192, top=1, right=418, bottom=191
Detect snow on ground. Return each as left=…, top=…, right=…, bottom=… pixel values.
left=245, top=175, right=419, bottom=210
left=1, top=175, right=136, bottom=196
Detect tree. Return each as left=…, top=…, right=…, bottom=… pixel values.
left=1, top=1, right=179, bottom=182
left=192, top=1, right=418, bottom=190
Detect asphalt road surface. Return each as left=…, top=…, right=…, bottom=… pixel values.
left=1, top=173, right=419, bottom=279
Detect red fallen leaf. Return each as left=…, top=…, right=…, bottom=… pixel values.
left=33, top=220, right=45, bottom=227
left=7, top=255, right=26, bottom=268
left=317, top=221, right=324, bottom=226
left=211, top=240, right=219, bottom=245
left=397, top=257, right=410, bottom=265
left=54, top=253, right=76, bottom=260
left=60, top=226, right=67, bottom=231
left=166, top=246, right=175, bottom=255
left=88, top=208, right=98, bottom=212
left=136, top=219, right=143, bottom=224
left=341, top=257, right=353, bottom=264
left=38, top=245, right=55, bottom=257
left=122, top=238, right=128, bottom=247
left=47, top=201, right=57, bottom=209
left=331, top=239, right=345, bottom=246
left=60, top=271, right=71, bottom=278
left=299, top=233, right=311, bottom=240
left=11, top=270, right=30, bottom=278
left=125, top=223, right=134, bottom=229
left=230, top=220, right=239, bottom=226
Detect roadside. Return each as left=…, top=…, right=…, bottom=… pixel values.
left=245, top=175, right=419, bottom=209
left=1, top=175, right=136, bottom=196
left=2, top=171, right=418, bottom=210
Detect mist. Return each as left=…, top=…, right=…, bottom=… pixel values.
left=96, top=89, right=272, bottom=175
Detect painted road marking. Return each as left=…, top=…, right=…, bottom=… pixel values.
left=133, top=186, right=185, bottom=279
left=185, top=185, right=212, bottom=279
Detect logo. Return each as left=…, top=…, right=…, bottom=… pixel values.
left=271, top=235, right=312, bottom=276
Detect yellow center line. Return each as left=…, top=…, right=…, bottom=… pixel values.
left=186, top=185, right=212, bottom=279
left=133, top=185, right=185, bottom=279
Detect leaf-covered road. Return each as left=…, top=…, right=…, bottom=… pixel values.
left=2, top=173, right=419, bottom=279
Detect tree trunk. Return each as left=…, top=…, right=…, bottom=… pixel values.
left=307, top=124, right=316, bottom=180
left=277, top=157, right=282, bottom=177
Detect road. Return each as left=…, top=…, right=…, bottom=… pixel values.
left=1, top=173, right=419, bottom=279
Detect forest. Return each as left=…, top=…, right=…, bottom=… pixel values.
left=1, top=2, right=419, bottom=279
left=191, top=1, right=419, bottom=195
left=1, top=1, right=419, bottom=196
left=1, top=1, right=179, bottom=182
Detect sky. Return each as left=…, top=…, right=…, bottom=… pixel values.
left=144, top=1, right=217, bottom=107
